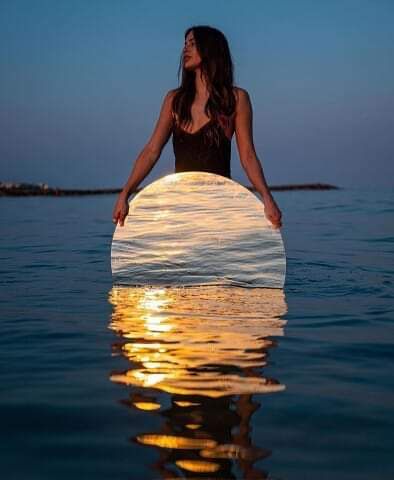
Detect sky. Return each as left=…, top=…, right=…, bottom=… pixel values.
left=1, top=0, right=393, bottom=189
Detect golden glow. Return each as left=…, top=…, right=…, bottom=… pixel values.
left=175, top=459, right=220, bottom=473
left=132, top=401, right=161, bottom=411
left=109, top=172, right=287, bottom=478
left=108, top=284, right=287, bottom=397
left=185, top=424, right=202, bottom=430
left=137, top=289, right=170, bottom=310
left=174, top=401, right=201, bottom=407
left=200, top=443, right=269, bottom=461
left=108, top=280, right=288, bottom=476
left=136, top=434, right=217, bottom=450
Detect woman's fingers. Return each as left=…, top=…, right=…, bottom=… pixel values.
left=265, top=212, right=282, bottom=229
left=263, top=199, right=283, bottom=229
left=113, top=212, right=126, bottom=227
left=115, top=206, right=129, bottom=227
left=112, top=196, right=130, bottom=227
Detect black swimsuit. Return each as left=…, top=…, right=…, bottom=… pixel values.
left=172, top=118, right=232, bottom=179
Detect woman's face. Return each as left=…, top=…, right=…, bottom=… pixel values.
left=183, top=31, right=201, bottom=70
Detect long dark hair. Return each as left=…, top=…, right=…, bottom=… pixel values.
left=172, top=25, right=237, bottom=147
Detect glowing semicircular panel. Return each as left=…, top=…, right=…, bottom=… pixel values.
left=111, top=171, right=286, bottom=288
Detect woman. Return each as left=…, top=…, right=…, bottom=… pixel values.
left=112, top=25, right=282, bottom=229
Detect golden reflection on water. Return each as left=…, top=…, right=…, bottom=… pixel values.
left=108, top=284, right=287, bottom=478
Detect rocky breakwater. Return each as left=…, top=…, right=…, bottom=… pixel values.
left=1, top=181, right=339, bottom=196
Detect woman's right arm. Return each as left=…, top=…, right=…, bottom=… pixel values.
left=112, top=89, right=176, bottom=226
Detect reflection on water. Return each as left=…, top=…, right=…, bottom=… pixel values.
left=108, top=284, right=288, bottom=479
left=111, top=172, right=286, bottom=288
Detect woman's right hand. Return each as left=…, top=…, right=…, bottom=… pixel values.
left=112, top=193, right=129, bottom=227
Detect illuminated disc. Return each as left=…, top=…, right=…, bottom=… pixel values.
left=111, top=172, right=286, bottom=288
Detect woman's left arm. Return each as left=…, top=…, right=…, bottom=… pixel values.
left=234, top=88, right=282, bottom=229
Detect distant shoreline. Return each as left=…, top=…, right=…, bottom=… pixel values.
left=0, top=181, right=339, bottom=196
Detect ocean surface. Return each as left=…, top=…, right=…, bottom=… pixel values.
left=1, top=184, right=393, bottom=480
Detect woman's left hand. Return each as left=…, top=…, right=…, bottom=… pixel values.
left=263, top=195, right=282, bottom=229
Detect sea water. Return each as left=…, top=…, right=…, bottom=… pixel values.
left=1, top=186, right=393, bottom=479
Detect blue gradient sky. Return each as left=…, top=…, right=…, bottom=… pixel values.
left=1, top=0, right=393, bottom=189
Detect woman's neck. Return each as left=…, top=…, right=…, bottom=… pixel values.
left=194, top=68, right=209, bottom=98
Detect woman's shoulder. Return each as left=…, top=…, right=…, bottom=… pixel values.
left=232, top=86, right=249, bottom=101
left=230, top=87, right=250, bottom=120
left=167, top=87, right=180, bottom=98
left=161, top=88, right=179, bottom=105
